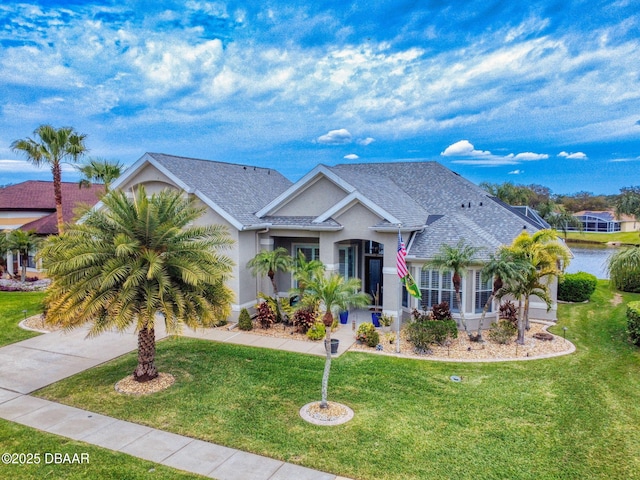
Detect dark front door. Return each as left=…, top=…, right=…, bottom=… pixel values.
left=365, top=256, right=383, bottom=307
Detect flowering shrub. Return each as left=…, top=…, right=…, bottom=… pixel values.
left=356, top=322, right=379, bottom=347
left=0, top=279, right=50, bottom=292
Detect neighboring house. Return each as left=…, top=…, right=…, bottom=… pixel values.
left=110, top=153, right=557, bottom=326
left=569, top=210, right=639, bottom=233
left=0, top=180, right=104, bottom=277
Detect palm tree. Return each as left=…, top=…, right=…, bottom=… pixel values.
left=76, top=158, right=125, bottom=190
left=7, top=229, right=40, bottom=282
left=301, top=272, right=370, bottom=408
left=11, top=125, right=88, bottom=234
left=426, top=239, right=482, bottom=335
left=39, top=186, right=234, bottom=382
left=502, top=229, right=570, bottom=343
left=475, top=248, right=532, bottom=341
left=247, top=247, right=293, bottom=296
left=292, top=251, right=325, bottom=299
left=607, top=246, right=640, bottom=293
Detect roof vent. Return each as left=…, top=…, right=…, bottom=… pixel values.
left=468, top=202, right=471, bottom=208
left=461, top=204, right=465, bottom=208
left=479, top=202, right=483, bottom=206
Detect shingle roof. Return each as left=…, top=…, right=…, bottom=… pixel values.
left=146, top=153, right=292, bottom=228
left=328, top=161, right=538, bottom=258
left=0, top=181, right=104, bottom=234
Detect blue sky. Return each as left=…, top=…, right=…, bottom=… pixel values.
left=0, top=1, right=638, bottom=194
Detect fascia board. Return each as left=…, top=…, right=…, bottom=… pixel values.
left=109, top=153, right=195, bottom=194
left=256, top=165, right=355, bottom=218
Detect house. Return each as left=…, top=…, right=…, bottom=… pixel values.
left=0, top=180, right=104, bottom=277
left=569, top=210, right=639, bottom=233
left=110, top=153, right=557, bottom=326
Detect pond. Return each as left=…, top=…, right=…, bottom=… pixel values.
left=565, top=244, right=615, bottom=279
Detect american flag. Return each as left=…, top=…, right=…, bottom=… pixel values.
left=397, top=232, right=408, bottom=278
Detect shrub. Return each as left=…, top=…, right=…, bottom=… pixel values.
left=431, top=301, right=452, bottom=320
left=292, top=307, right=317, bottom=333
left=356, top=322, right=379, bottom=347
left=488, top=320, right=517, bottom=344
left=499, top=301, right=518, bottom=328
left=558, top=272, right=597, bottom=302
left=627, top=301, right=640, bottom=347
left=256, top=302, right=276, bottom=329
left=306, top=322, right=326, bottom=340
left=238, top=308, right=253, bottom=331
left=406, top=319, right=458, bottom=349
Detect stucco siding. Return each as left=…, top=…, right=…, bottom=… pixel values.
left=271, top=176, right=348, bottom=216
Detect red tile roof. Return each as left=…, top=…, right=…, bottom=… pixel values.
left=0, top=180, right=104, bottom=234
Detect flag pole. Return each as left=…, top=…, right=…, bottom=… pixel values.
left=397, top=224, right=402, bottom=354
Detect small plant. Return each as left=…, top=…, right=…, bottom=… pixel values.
left=292, top=306, right=317, bottom=333
left=385, top=332, right=396, bottom=344
left=499, top=301, right=518, bottom=328
left=256, top=301, right=276, bottom=329
left=431, top=301, right=452, bottom=320
left=238, top=308, right=253, bottom=331
left=356, top=322, right=380, bottom=347
left=379, top=313, right=393, bottom=327
left=306, top=322, right=326, bottom=340
left=488, top=320, right=517, bottom=344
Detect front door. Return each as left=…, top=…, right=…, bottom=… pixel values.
left=365, top=256, right=383, bottom=307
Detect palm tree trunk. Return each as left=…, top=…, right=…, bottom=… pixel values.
left=517, top=298, right=526, bottom=345
left=455, top=291, right=468, bottom=334
left=320, top=313, right=333, bottom=408
left=52, top=162, right=65, bottom=234
left=20, top=251, right=27, bottom=283
left=133, top=325, right=158, bottom=382
left=476, top=293, right=495, bottom=340
left=524, top=296, right=531, bottom=332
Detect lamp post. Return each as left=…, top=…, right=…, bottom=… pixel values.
left=562, top=326, right=568, bottom=343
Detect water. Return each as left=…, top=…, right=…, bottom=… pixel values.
left=565, top=245, right=615, bottom=279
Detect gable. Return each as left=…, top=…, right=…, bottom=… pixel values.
left=270, top=176, right=348, bottom=216
left=117, top=162, right=179, bottom=194
left=333, top=201, right=384, bottom=231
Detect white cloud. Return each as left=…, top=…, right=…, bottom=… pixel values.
left=558, top=151, right=588, bottom=159
left=508, top=169, right=524, bottom=175
left=357, top=137, right=375, bottom=146
left=317, top=128, right=352, bottom=145
left=443, top=140, right=549, bottom=166
left=441, top=140, right=491, bottom=157
left=343, top=154, right=359, bottom=160
left=0, top=159, right=76, bottom=173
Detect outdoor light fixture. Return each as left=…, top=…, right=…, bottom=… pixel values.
left=563, top=326, right=568, bottom=342
left=22, top=309, right=27, bottom=320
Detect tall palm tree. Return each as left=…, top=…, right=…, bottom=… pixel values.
left=476, top=248, right=532, bottom=341
left=426, top=239, right=482, bottom=335
left=39, top=186, right=234, bottom=382
left=7, top=229, right=39, bottom=282
left=247, top=247, right=293, bottom=296
left=76, top=158, right=125, bottom=190
left=502, top=229, right=570, bottom=343
left=301, top=273, right=370, bottom=408
left=11, top=125, right=88, bottom=234
left=607, top=246, right=640, bottom=293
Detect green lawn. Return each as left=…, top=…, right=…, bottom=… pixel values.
left=0, top=419, right=203, bottom=479
left=0, top=291, right=46, bottom=347
left=34, top=282, right=640, bottom=480
left=564, top=230, right=640, bottom=245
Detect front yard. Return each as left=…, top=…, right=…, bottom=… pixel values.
left=29, top=281, right=640, bottom=480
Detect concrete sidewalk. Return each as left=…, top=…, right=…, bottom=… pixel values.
left=0, top=322, right=356, bottom=480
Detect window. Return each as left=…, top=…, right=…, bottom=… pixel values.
left=420, top=269, right=460, bottom=313
left=338, top=245, right=357, bottom=279
left=475, top=271, right=492, bottom=314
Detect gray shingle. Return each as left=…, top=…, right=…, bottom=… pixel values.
left=148, top=153, right=292, bottom=227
